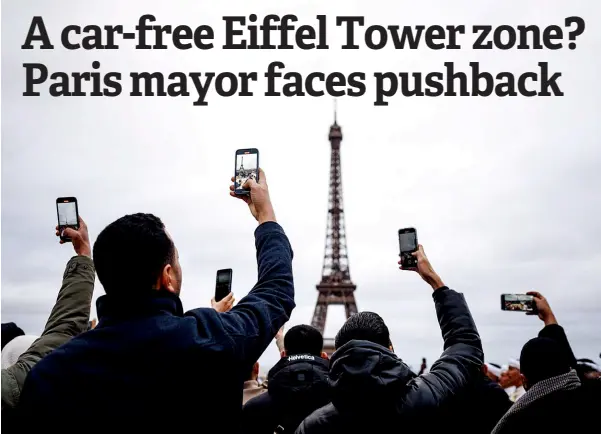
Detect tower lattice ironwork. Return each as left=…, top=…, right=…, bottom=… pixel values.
left=311, top=107, right=358, bottom=354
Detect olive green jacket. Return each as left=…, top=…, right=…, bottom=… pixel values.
left=1, top=255, right=95, bottom=409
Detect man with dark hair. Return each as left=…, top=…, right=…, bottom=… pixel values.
left=242, top=325, right=330, bottom=434
left=335, top=312, right=390, bottom=349
left=296, top=245, right=483, bottom=434
left=284, top=324, right=324, bottom=357
left=17, top=170, right=295, bottom=433
left=91, top=213, right=178, bottom=296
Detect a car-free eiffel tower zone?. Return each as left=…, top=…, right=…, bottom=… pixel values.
left=311, top=106, right=358, bottom=355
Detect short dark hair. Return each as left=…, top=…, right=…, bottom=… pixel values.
left=520, top=337, right=570, bottom=386
left=284, top=325, right=323, bottom=356
left=93, top=213, right=175, bottom=295
left=335, top=312, right=390, bottom=350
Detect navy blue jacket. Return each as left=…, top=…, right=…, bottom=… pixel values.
left=17, top=222, right=295, bottom=433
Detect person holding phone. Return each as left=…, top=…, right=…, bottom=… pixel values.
left=16, top=169, right=295, bottom=434
left=2, top=217, right=95, bottom=414
left=297, top=243, right=483, bottom=434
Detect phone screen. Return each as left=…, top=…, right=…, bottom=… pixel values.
left=57, top=201, right=78, bottom=227
left=215, top=269, right=232, bottom=302
left=235, top=150, right=258, bottom=194
left=501, top=294, right=535, bottom=312
left=399, top=231, right=417, bottom=253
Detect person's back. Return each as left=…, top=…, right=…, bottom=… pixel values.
left=436, top=370, right=511, bottom=434
left=296, top=245, right=483, bottom=434
left=17, top=174, right=295, bottom=433
left=19, top=297, right=242, bottom=428
left=492, top=337, right=590, bottom=434
left=242, top=325, right=330, bottom=434
left=502, top=385, right=591, bottom=434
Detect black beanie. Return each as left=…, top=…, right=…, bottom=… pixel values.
left=1, top=322, right=25, bottom=350
left=520, top=337, right=570, bottom=386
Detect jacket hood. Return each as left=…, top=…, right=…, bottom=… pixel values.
left=268, top=353, right=330, bottom=403
left=266, top=353, right=331, bottom=431
left=329, top=340, right=414, bottom=415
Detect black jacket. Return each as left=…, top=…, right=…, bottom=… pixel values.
left=493, top=323, right=599, bottom=434
left=16, top=222, right=295, bottom=434
left=438, top=373, right=512, bottom=434
left=296, top=287, right=483, bottom=434
left=242, top=354, right=330, bottom=433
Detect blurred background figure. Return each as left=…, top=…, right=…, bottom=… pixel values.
left=504, top=359, right=525, bottom=401
left=576, top=358, right=600, bottom=380
left=418, top=357, right=428, bottom=375
left=243, top=362, right=267, bottom=405
left=484, top=363, right=502, bottom=383
left=1, top=323, right=25, bottom=351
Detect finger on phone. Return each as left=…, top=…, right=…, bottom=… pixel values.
left=231, top=176, right=235, bottom=182
left=257, top=168, right=266, bottom=185
left=242, top=178, right=257, bottom=191
left=527, top=291, right=541, bottom=298
left=62, top=228, right=77, bottom=239
left=229, top=184, right=235, bottom=191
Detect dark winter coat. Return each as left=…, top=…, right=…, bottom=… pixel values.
left=242, top=354, right=330, bottom=433
left=16, top=222, right=295, bottom=434
left=295, top=287, right=483, bottom=434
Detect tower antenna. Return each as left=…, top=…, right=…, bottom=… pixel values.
left=333, top=99, right=338, bottom=125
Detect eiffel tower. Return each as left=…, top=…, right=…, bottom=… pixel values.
left=311, top=106, right=358, bottom=355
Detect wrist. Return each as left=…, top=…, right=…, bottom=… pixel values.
left=425, top=274, right=444, bottom=291
left=543, top=314, right=558, bottom=326
left=77, top=247, right=92, bottom=258
left=257, top=210, right=276, bottom=225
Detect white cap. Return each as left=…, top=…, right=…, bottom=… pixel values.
left=485, top=363, right=502, bottom=378
left=508, top=358, right=521, bottom=370
left=1, top=335, right=38, bottom=369
left=578, top=360, right=601, bottom=372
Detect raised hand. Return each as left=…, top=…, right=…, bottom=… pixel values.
left=230, top=168, right=276, bottom=225
left=56, top=216, right=91, bottom=257
left=211, top=292, right=235, bottom=313
left=399, top=244, right=445, bottom=291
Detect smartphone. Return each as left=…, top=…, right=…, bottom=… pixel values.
left=234, top=148, right=259, bottom=195
left=398, top=227, right=418, bottom=268
left=56, top=197, right=79, bottom=243
left=215, top=269, right=233, bottom=302
left=501, top=294, right=537, bottom=313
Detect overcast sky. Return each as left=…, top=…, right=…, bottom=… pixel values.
left=2, top=0, right=600, bottom=373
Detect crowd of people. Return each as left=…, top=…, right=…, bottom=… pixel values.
left=1, top=169, right=599, bottom=433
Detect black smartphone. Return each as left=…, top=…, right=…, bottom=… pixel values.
left=501, top=294, right=537, bottom=313
left=398, top=227, right=418, bottom=268
left=56, top=197, right=79, bottom=243
left=215, top=269, right=233, bottom=302
left=234, top=148, right=259, bottom=195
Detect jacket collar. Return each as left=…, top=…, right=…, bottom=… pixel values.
left=96, top=290, right=184, bottom=321
left=268, top=353, right=329, bottom=380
